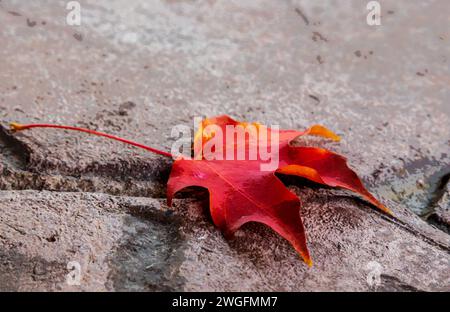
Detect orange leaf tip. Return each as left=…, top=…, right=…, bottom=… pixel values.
left=308, top=125, right=341, bottom=142
left=378, top=203, right=394, bottom=216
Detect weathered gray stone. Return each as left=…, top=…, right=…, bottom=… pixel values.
left=436, top=183, right=450, bottom=224
left=0, top=0, right=449, bottom=291
left=0, top=191, right=185, bottom=291
left=0, top=189, right=448, bottom=291
left=427, top=181, right=450, bottom=234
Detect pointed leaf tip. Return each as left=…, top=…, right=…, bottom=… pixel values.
left=378, top=203, right=394, bottom=216
left=308, top=125, right=341, bottom=142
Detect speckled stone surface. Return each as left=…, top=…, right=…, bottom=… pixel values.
left=0, top=0, right=449, bottom=291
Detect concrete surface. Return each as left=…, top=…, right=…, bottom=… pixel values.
left=0, top=0, right=449, bottom=291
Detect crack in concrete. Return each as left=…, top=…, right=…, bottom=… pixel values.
left=329, top=194, right=450, bottom=253
left=424, top=173, right=450, bottom=234
left=0, top=124, right=31, bottom=169
left=378, top=274, right=424, bottom=292
left=427, top=213, right=450, bottom=235
left=0, top=125, right=169, bottom=197
left=422, top=172, right=450, bottom=217
left=378, top=211, right=450, bottom=253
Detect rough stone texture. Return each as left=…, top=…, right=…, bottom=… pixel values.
left=428, top=181, right=450, bottom=234
left=0, top=191, right=185, bottom=291
left=0, top=0, right=449, bottom=291
left=0, top=189, right=448, bottom=291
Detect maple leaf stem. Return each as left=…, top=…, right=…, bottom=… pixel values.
left=9, top=122, right=174, bottom=158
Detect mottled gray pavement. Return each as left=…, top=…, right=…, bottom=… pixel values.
left=0, top=0, right=449, bottom=291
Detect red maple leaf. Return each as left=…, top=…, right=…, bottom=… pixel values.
left=167, top=115, right=391, bottom=266
left=10, top=115, right=391, bottom=266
